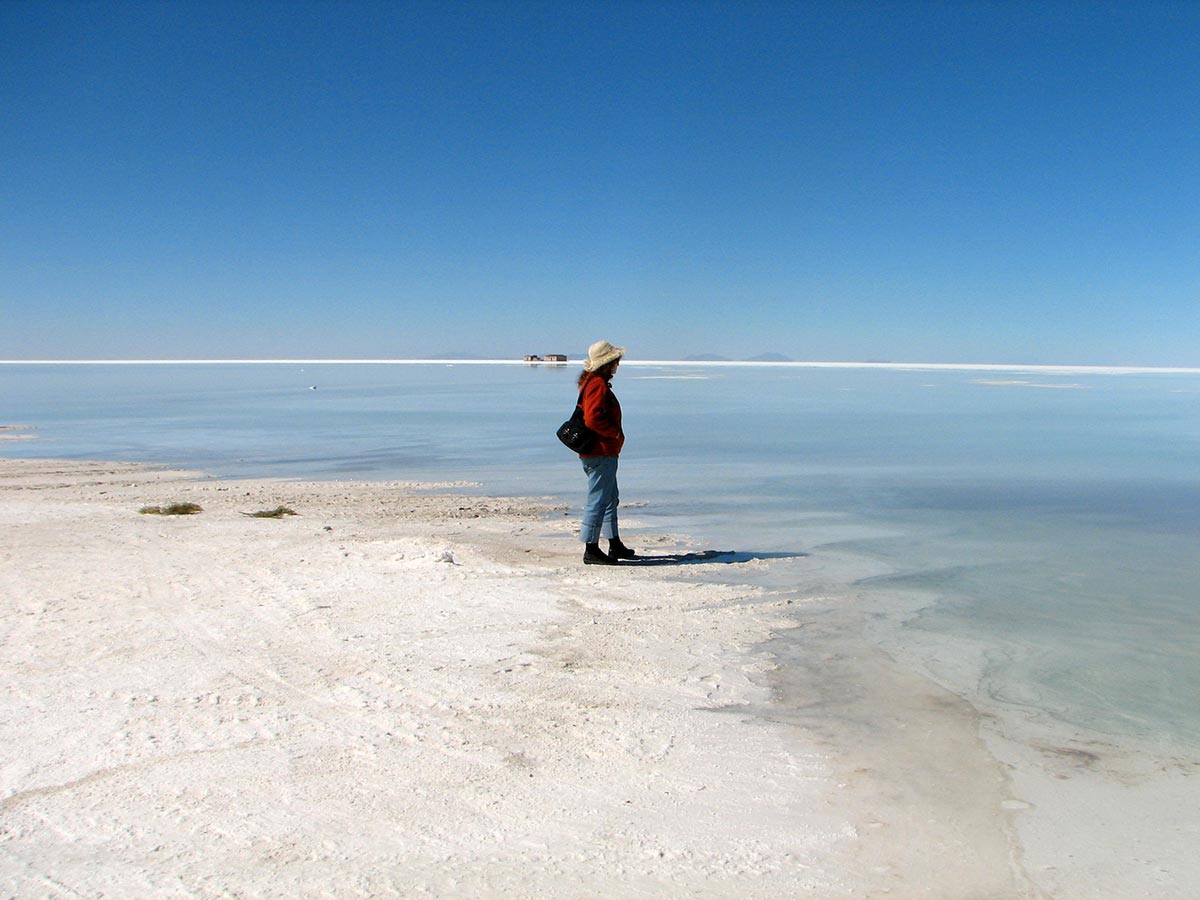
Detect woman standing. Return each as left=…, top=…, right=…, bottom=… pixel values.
left=577, top=340, right=636, bottom=565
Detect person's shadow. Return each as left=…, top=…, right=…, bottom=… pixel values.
left=619, top=550, right=807, bottom=567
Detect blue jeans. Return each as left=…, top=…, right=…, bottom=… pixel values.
left=580, top=456, right=620, bottom=544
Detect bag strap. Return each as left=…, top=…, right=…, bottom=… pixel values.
left=577, top=371, right=603, bottom=408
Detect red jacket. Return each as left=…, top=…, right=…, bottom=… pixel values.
left=579, top=373, right=624, bottom=457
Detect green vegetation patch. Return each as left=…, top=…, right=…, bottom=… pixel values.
left=140, top=502, right=203, bottom=516
left=244, top=505, right=298, bottom=519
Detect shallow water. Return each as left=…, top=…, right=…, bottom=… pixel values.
left=4, top=361, right=1199, bottom=758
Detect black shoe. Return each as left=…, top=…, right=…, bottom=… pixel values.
left=584, top=543, right=618, bottom=565
left=608, top=539, right=637, bottom=560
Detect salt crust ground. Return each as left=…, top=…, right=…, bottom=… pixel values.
left=7, top=459, right=1193, bottom=898
left=0, top=459, right=870, bottom=897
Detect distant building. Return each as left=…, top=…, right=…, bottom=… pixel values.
left=523, top=354, right=543, bottom=362
left=544, top=354, right=567, bottom=362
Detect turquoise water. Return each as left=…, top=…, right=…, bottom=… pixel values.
left=4, top=361, right=1199, bottom=749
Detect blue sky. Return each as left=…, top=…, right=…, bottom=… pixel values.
left=2, top=1, right=1197, bottom=364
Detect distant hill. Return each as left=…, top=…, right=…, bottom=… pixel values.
left=681, top=352, right=793, bottom=362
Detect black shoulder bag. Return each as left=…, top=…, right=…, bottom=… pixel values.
left=556, top=387, right=597, bottom=454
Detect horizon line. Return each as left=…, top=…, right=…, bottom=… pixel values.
left=2, top=358, right=1199, bottom=374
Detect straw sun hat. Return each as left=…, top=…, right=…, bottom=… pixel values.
left=583, top=340, right=626, bottom=371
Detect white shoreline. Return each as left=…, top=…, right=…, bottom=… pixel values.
left=2, top=358, right=1199, bottom=375
left=13, top=456, right=1193, bottom=894
left=1, top=458, right=1033, bottom=896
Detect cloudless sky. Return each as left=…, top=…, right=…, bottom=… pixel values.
left=2, top=0, right=1197, bottom=364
